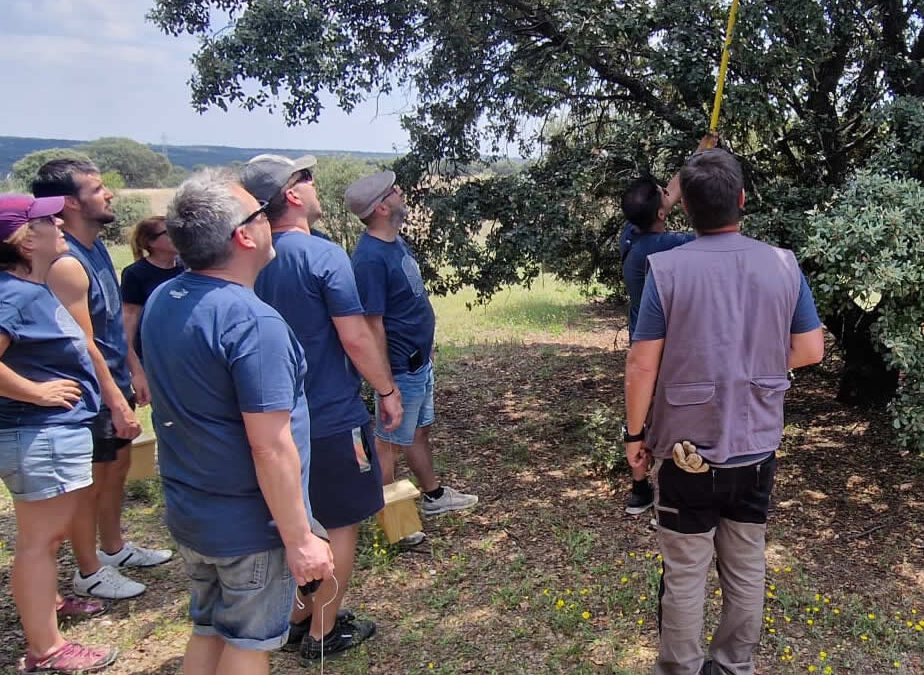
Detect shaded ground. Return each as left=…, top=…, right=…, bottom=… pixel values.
left=0, top=300, right=921, bottom=674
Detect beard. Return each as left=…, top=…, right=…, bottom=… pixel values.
left=96, top=212, right=116, bottom=226
left=389, top=204, right=408, bottom=229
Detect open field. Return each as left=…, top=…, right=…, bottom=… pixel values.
left=0, top=278, right=921, bottom=674
left=118, top=189, right=175, bottom=216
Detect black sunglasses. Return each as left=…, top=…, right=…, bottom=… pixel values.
left=292, top=168, right=313, bottom=185
left=149, top=230, right=168, bottom=240
left=231, top=200, right=269, bottom=238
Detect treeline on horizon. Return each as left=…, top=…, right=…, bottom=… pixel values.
left=0, top=136, right=525, bottom=190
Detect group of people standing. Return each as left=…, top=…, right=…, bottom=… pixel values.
left=2, top=137, right=826, bottom=675
left=0, top=158, right=184, bottom=674
left=0, top=155, right=477, bottom=674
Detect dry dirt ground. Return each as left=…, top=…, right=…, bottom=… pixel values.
left=0, top=301, right=921, bottom=674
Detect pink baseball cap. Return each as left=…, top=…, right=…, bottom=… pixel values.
left=0, top=194, right=65, bottom=241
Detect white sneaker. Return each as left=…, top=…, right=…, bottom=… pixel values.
left=74, top=565, right=146, bottom=599
left=98, top=542, right=173, bottom=568
left=420, top=485, right=478, bottom=516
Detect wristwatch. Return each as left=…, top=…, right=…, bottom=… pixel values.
left=622, top=423, right=646, bottom=443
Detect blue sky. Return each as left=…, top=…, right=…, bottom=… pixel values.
left=0, top=0, right=411, bottom=152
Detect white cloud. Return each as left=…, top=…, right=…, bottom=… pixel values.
left=0, top=0, right=410, bottom=152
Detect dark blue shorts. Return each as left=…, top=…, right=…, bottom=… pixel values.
left=308, top=421, right=384, bottom=530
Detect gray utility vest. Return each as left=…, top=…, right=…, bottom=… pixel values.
left=646, top=233, right=801, bottom=464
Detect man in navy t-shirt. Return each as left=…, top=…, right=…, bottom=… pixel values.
left=35, top=158, right=167, bottom=602
left=347, top=171, right=478, bottom=521
left=617, top=135, right=716, bottom=517
left=242, top=153, right=400, bottom=659
left=142, top=168, right=333, bottom=674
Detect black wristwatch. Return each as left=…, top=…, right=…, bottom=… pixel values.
left=622, top=423, right=646, bottom=443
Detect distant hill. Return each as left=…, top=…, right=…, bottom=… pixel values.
left=0, top=136, right=399, bottom=178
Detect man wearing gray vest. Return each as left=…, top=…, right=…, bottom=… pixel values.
left=623, top=149, right=824, bottom=675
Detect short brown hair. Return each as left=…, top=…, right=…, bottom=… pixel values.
left=679, top=149, right=743, bottom=231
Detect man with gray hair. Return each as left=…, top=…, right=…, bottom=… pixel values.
left=241, top=153, right=401, bottom=660
left=141, top=168, right=334, bottom=675
left=346, top=171, right=477, bottom=523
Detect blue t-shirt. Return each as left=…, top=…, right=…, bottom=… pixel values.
left=352, top=233, right=436, bottom=374
left=255, top=231, right=369, bottom=438
left=61, top=233, right=131, bottom=393
left=633, top=271, right=822, bottom=341
left=141, top=273, right=312, bottom=557
left=619, top=223, right=696, bottom=336
left=0, top=273, right=101, bottom=427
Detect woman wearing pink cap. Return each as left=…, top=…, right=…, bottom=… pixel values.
left=0, top=194, right=117, bottom=673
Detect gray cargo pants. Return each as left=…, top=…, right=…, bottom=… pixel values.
left=651, top=453, right=776, bottom=675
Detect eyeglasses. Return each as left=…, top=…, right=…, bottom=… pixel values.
left=149, top=230, right=168, bottom=240
left=230, top=200, right=269, bottom=239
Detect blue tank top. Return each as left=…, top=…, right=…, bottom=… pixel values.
left=60, top=233, right=131, bottom=393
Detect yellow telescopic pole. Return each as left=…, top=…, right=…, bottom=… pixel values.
left=709, top=0, right=740, bottom=133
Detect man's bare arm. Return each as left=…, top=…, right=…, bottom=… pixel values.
left=624, top=339, right=665, bottom=469
left=789, top=328, right=825, bottom=369
left=243, top=410, right=334, bottom=585
left=332, top=314, right=402, bottom=430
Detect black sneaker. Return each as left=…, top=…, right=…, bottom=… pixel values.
left=625, top=480, right=654, bottom=515
left=299, top=616, right=376, bottom=663
left=282, top=609, right=355, bottom=652
left=701, top=659, right=713, bottom=675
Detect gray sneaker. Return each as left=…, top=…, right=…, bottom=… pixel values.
left=420, top=486, right=478, bottom=516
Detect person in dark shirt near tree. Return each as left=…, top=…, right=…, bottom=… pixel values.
left=618, top=134, right=715, bottom=516
left=120, top=216, right=182, bottom=365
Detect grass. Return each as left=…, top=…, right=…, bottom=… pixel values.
left=431, top=277, right=586, bottom=344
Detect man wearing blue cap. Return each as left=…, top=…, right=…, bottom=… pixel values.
left=346, top=171, right=478, bottom=526
left=241, top=154, right=400, bottom=661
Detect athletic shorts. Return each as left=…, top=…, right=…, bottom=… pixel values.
left=91, top=395, right=136, bottom=463
left=308, top=421, right=384, bottom=529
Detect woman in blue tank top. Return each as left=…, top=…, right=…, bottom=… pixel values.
left=0, top=195, right=116, bottom=673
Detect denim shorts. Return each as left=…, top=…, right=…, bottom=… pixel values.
left=374, top=360, right=435, bottom=446
left=178, top=543, right=296, bottom=651
left=0, top=425, right=93, bottom=501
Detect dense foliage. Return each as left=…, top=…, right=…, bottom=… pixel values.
left=149, top=0, right=921, bottom=450
left=803, top=172, right=924, bottom=453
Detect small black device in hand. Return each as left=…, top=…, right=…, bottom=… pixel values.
left=299, top=579, right=322, bottom=595
left=298, top=517, right=330, bottom=595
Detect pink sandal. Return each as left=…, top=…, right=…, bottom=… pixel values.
left=21, top=642, right=117, bottom=673
left=56, top=596, right=107, bottom=619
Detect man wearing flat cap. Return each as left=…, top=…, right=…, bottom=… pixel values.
left=241, top=154, right=400, bottom=660
left=346, top=171, right=478, bottom=525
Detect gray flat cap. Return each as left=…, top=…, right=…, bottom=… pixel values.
left=344, top=170, right=396, bottom=219
left=240, top=153, right=317, bottom=203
